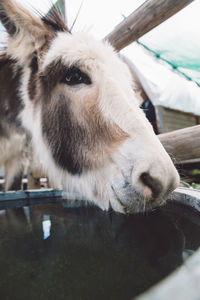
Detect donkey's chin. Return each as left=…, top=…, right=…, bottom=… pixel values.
left=110, top=185, right=166, bottom=214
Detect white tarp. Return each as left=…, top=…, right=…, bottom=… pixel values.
left=122, top=44, right=200, bottom=116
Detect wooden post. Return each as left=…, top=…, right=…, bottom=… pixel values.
left=105, top=0, right=194, bottom=51
left=158, top=125, right=200, bottom=162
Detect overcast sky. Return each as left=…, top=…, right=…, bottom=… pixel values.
left=20, top=0, right=146, bottom=38
left=66, top=0, right=146, bottom=38
left=19, top=0, right=200, bottom=40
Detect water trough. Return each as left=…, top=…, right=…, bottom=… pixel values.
left=0, top=187, right=199, bottom=300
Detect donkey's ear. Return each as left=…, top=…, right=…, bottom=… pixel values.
left=0, top=0, right=53, bottom=60
left=0, top=0, right=69, bottom=36
left=0, top=0, right=46, bottom=35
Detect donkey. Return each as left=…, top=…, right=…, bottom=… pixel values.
left=0, top=0, right=179, bottom=213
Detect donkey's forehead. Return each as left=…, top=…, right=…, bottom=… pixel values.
left=42, top=32, right=130, bottom=77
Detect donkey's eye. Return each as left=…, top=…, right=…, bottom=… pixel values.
left=64, top=67, right=91, bottom=86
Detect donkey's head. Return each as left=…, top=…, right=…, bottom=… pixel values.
left=0, top=0, right=179, bottom=213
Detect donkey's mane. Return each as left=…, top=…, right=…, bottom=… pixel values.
left=41, top=6, right=70, bottom=33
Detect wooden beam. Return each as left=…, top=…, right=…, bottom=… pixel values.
left=158, top=125, right=200, bottom=163
left=105, top=0, right=194, bottom=51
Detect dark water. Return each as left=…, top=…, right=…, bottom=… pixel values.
left=0, top=199, right=200, bottom=300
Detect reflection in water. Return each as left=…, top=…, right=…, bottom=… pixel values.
left=42, top=216, right=51, bottom=240
left=0, top=201, right=199, bottom=300
left=182, top=249, right=195, bottom=261
left=0, top=210, right=6, bottom=216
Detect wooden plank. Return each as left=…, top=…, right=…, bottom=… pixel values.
left=178, top=158, right=200, bottom=165
left=159, top=125, right=200, bottom=162
left=163, top=107, right=199, bottom=119
left=155, top=106, right=165, bottom=133
left=196, top=116, right=200, bottom=124
left=155, top=106, right=199, bottom=133
left=105, top=0, right=194, bottom=51
left=162, top=111, right=196, bottom=124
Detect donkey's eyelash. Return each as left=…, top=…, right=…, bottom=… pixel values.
left=62, top=67, right=92, bottom=86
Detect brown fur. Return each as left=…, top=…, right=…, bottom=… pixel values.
left=0, top=54, right=24, bottom=130
left=41, top=90, right=128, bottom=174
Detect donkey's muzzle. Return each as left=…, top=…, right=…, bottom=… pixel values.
left=131, top=162, right=180, bottom=209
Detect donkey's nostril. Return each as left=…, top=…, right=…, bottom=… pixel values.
left=140, top=172, right=163, bottom=199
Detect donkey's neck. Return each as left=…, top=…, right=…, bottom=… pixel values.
left=0, top=53, right=24, bottom=133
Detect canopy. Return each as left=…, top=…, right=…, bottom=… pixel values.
left=123, top=44, right=200, bottom=116
left=137, top=0, right=200, bottom=87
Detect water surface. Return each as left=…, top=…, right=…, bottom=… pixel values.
left=0, top=199, right=200, bottom=300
